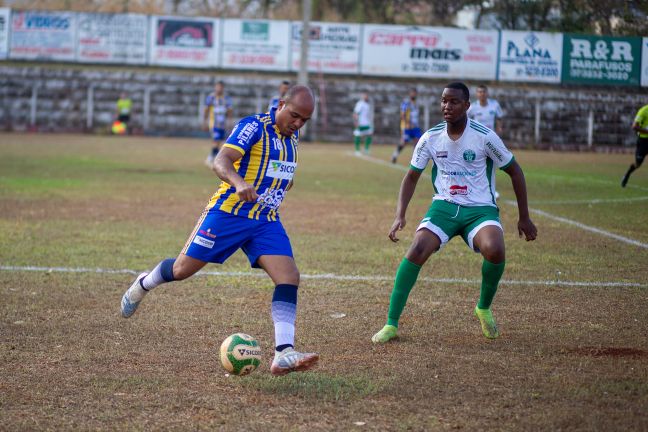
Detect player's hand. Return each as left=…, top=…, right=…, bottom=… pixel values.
left=388, top=216, right=406, bottom=242
left=518, top=217, right=537, bottom=241
left=235, top=182, right=259, bottom=202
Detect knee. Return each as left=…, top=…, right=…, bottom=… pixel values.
left=172, top=260, right=192, bottom=280
left=480, top=242, right=505, bottom=263
left=288, top=268, right=300, bottom=286
left=407, top=241, right=437, bottom=266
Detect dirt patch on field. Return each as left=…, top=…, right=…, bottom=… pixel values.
left=568, top=346, right=648, bottom=358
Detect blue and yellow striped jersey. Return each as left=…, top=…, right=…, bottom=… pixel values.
left=400, top=99, right=420, bottom=130
left=205, top=93, right=233, bottom=130
left=206, top=108, right=298, bottom=221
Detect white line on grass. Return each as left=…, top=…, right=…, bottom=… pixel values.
left=354, top=153, right=648, bottom=250
left=0, top=265, right=645, bottom=288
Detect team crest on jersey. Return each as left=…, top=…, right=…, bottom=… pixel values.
left=463, top=150, right=476, bottom=162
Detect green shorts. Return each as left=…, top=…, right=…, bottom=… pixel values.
left=353, top=125, right=373, bottom=136
left=417, top=200, right=502, bottom=252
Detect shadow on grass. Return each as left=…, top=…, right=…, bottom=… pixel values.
left=239, top=372, right=387, bottom=402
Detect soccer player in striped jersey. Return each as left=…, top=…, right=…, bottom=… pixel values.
left=203, top=81, right=233, bottom=168
left=372, top=82, right=537, bottom=343
left=122, top=86, right=319, bottom=376
left=391, top=88, right=423, bottom=164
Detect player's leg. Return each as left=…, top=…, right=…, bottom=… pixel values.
left=364, top=132, right=373, bottom=154
left=245, top=222, right=318, bottom=375
left=471, top=225, right=506, bottom=339
left=622, top=138, right=647, bottom=187
left=372, top=228, right=443, bottom=343
left=121, top=254, right=207, bottom=318
left=206, top=128, right=225, bottom=168
left=391, top=132, right=408, bottom=163
left=354, top=133, right=361, bottom=154
left=121, top=210, right=243, bottom=318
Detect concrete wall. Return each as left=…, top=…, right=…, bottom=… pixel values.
left=1, top=64, right=646, bottom=149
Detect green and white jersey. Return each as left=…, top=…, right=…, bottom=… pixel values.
left=467, top=98, right=503, bottom=130
left=410, top=119, right=514, bottom=207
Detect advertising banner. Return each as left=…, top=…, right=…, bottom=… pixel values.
left=0, top=8, right=9, bottom=59
left=498, top=30, right=562, bottom=83
left=291, top=21, right=361, bottom=74
left=562, top=34, right=641, bottom=86
left=361, top=25, right=498, bottom=79
left=77, top=13, right=147, bottom=64
left=221, top=19, right=290, bottom=71
left=10, top=10, right=76, bottom=61
left=149, top=15, right=219, bottom=68
left=642, top=37, right=648, bottom=87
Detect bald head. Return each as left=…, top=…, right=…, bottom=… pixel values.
left=275, top=85, right=314, bottom=137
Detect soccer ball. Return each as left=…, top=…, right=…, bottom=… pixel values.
left=219, top=333, right=262, bottom=376
left=112, top=121, right=126, bottom=135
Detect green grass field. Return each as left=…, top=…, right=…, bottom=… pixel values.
left=1, top=133, right=647, bottom=431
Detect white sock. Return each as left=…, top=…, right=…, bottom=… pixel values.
left=274, top=322, right=295, bottom=351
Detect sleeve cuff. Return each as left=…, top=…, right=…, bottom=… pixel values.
left=222, top=144, right=246, bottom=155
left=409, top=164, right=425, bottom=173
left=499, top=156, right=515, bottom=170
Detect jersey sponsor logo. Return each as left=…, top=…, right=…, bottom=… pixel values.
left=449, top=185, right=469, bottom=196
left=485, top=141, right=504, bottom=162
left=199, top=229, right=217, bottom=239
left=463, top=149, right=476, bottom=162
left=441, top=169, right=477, bottom=177
left=257, top=188, right=286, bottom=210
left=436, top=151, right=448, bottom=158
left=193, top=235, right=215, bottom=249
left=236, top=121, right=259, bottom=146
left=266, top=160, right=296, bottom=180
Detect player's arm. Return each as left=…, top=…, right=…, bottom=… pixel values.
left=632, top=121, right=648, bottom=135
left=389, top=169, right=422, bottom=242
left=502, top=160, right=537, bottom=241
left=202, top=105, right=210, bottom=130
left=495, top=102, right=504, bottom=134
left=213, top=147, right=258, bottom=202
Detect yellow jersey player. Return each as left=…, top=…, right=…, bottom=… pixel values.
left=622, top=103, right=648, bottom=187
left=121, top=86, right=319, bottom=376
left=392, top=88, right=422, bottom=164
left=203, top=81, right=233, bottom=168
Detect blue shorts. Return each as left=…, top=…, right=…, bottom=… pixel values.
left=212, top=128, right=226, bottom=141
left=182, top=210, right=293, bottom=268
left=403, top=127, right=422, bottom=142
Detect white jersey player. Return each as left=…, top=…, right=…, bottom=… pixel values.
left=467, top=85, right=504, bottom=134
left=371, top=82, right=536, bottom=345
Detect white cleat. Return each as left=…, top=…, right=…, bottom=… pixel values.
left=121, top=272, right=148, bottom=318
left=270, top=347, right=319, bottom=376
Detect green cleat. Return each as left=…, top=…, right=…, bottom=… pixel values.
left=474, top=306, right=500, bottom=339
left=371, top=324, right=398, bottom=343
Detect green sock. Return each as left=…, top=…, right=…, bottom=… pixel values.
left=365, top=136, right=372, bottom=151
left=387, top=258, right=422, bottom=327
left=354, top=136, right=360, bottom=151
left=478, top=259, right=505, bottom=309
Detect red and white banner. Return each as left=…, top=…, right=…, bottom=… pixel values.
left=10, top=10, right=76, bottom=61
left=361, top=25, right=498, bottom=79
left=77, top=13, right=148, bottom=64
left=291, top=21, right=361, bottom=74
left=149, top=15, right=219, bottom=68
left=221, top=19, right=290, bottom=71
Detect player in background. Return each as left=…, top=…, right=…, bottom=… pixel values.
left=122, top=86, right=319, bottom=376
left=268, top=80, right=291, bottom=111
left=203, top=81, right=233, bottom=168
left=622, top=103, right=648, bottom=187
left=115, top=92, right=132, bottom=133
left=468, top=84, right=504, bottom=135
left=353, top=92, right=374, bottom=155
left=392, top=88, right=422, bottom=164
left=372, top=82, right=537, bottom=344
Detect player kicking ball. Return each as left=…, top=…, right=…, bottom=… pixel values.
left=372, top=82, right=537, bottom=343
left=121, top=86, right=319, bottom=375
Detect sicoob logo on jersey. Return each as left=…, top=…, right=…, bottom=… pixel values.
left=463, top=150, right=476, bottom=162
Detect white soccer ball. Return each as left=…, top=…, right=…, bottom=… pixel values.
left=219, top=333, right=262, bottom=376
